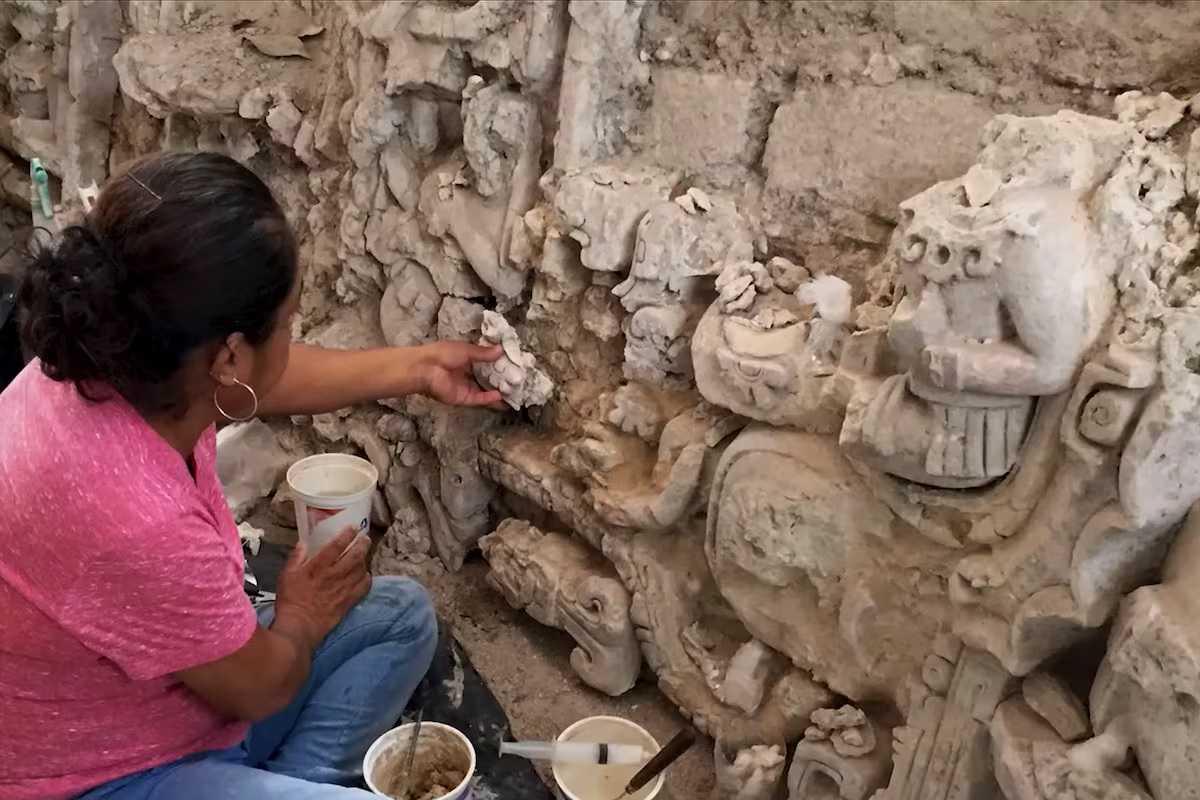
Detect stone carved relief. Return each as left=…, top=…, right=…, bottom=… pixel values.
left=480, top=519, right=641, bottom=696
left=417, top=81, right=541, bottom=301
left=479, top=428, right=832, bottom=741
left=410, top=398, right=500, bottom=571
left=788, top=706, right=891, bottom=800
left=554, top=164, right=679, bottom=273
left=693, top=260, right=853, bottom=432
left=876, top=637, right=1017, bottom=800
left=841, top=112, right=1137, bottom=490
left=57, top=7, right=1200, bottom=797
left=554, top=402, right=744, bottom=532
left=603, top=526, right=834, bottom=742
left=613, top=193, right=755, bottom=387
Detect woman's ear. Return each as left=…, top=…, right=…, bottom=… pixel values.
left=208, top=333, right=249, bottom=387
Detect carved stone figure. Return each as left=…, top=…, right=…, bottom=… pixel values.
left=706, top=425, right=951, bottom=701
left=553, top=164, right=678, bottom=273
left=612, top=193, right=755, bottom=386
left=410, top=399, right=499, bottom=571
left=841, top=112, right=1139, bottom=490
left=556, top=402, right=744, bottom=532
left=418, top=81, right=541, bottom=301
left=787, top=706, right=890, bottom=800
left=480, top=519, right=641, bottom=696
left=693, top=260, right=852, bottom=431
left=473, top=310, right=554, bottom=410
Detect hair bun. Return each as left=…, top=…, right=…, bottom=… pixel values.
left=19, top=226, right=135, bottom=393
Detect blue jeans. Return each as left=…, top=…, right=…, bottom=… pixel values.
left=81, top=577, right=438, bottom=799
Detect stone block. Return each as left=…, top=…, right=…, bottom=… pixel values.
left=1021, top=672, right=1089, bottom=743
left=649, top=67, right=761, bottom=180
left=68, top=0, right=122, bottom=121
left=762, top=82, right=992, bottom=243
left=384, top=31, right=469, bottom=98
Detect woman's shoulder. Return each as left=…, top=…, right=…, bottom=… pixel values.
left=0, top=363, right=209, bottom=536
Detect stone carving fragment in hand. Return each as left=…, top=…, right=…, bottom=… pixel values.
left=472, top=310, right=553, bottom=409
left=480, top=519, right=641, bottom=696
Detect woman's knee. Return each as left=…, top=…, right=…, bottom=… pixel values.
left=365, top=576, right=438, bottom=648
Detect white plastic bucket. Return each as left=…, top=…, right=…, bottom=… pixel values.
left=287, top=454, right=378, bottom=553
left=364, top=721, right=476, bottom=800
left=553, top=716, right=664, bottom=800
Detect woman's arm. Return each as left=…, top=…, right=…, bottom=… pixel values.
left=257, top=341, right=503, bottom=418
left=176, top=529, right=371, bottom=721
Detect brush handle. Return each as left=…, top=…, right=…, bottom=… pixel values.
left=623, top=728, right=697, bottom=794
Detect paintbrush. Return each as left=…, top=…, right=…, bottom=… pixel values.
left=611, top=727, right=697, bottom=800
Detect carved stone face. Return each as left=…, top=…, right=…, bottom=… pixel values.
left=844, top=179, right=1105, bottom=489
left=889, top=183, right=1094, bottom=399
left=613, top=200, right=756, bottom=386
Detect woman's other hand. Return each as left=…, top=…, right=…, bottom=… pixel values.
left=417, top=341, right=505, bottom=407
left=274, top=527, right=371, bottom=646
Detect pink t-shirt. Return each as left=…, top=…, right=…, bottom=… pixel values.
left=0, top=363, right=259, bottom=799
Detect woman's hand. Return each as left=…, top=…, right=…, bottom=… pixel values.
left=273, top=527, right=371, bottom=646
left=416, top=341, right=505, bottom=407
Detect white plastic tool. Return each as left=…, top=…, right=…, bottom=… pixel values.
left=500, top=740, right=647, bottom=765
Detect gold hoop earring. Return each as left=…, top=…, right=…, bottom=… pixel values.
left=214, top=378, right=259, bottom=423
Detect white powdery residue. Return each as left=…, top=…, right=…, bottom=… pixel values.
left=443, top=646, right=466, bottom=709
left=796, top=274, right=853, bottom=324
left=469, top=779, right=500, bottom=800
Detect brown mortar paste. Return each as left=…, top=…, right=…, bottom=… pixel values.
left=373, top=726, right=470, bottom=800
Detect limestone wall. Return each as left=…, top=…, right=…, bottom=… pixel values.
left=5, top=2, right=1200, bottom=798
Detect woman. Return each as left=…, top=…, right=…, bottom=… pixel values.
left=0, top=152, right=504, bottom=799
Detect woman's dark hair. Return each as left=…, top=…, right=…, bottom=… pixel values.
left=19, top=152, right=297, bottom=416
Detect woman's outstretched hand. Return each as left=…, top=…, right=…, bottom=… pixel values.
left=417, top=341, right=505, bottom=408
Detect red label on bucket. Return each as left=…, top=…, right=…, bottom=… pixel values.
left=307, top=506, right=339, bottom=530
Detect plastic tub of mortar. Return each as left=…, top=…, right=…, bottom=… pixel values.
left=553, top=716, right=664, bottom=800
left=287, top=453, right=378, bottom=553
left=364, top=721, right=476, bottom=800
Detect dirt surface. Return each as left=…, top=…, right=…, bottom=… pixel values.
left=421, top=556, right=717, bottom=799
